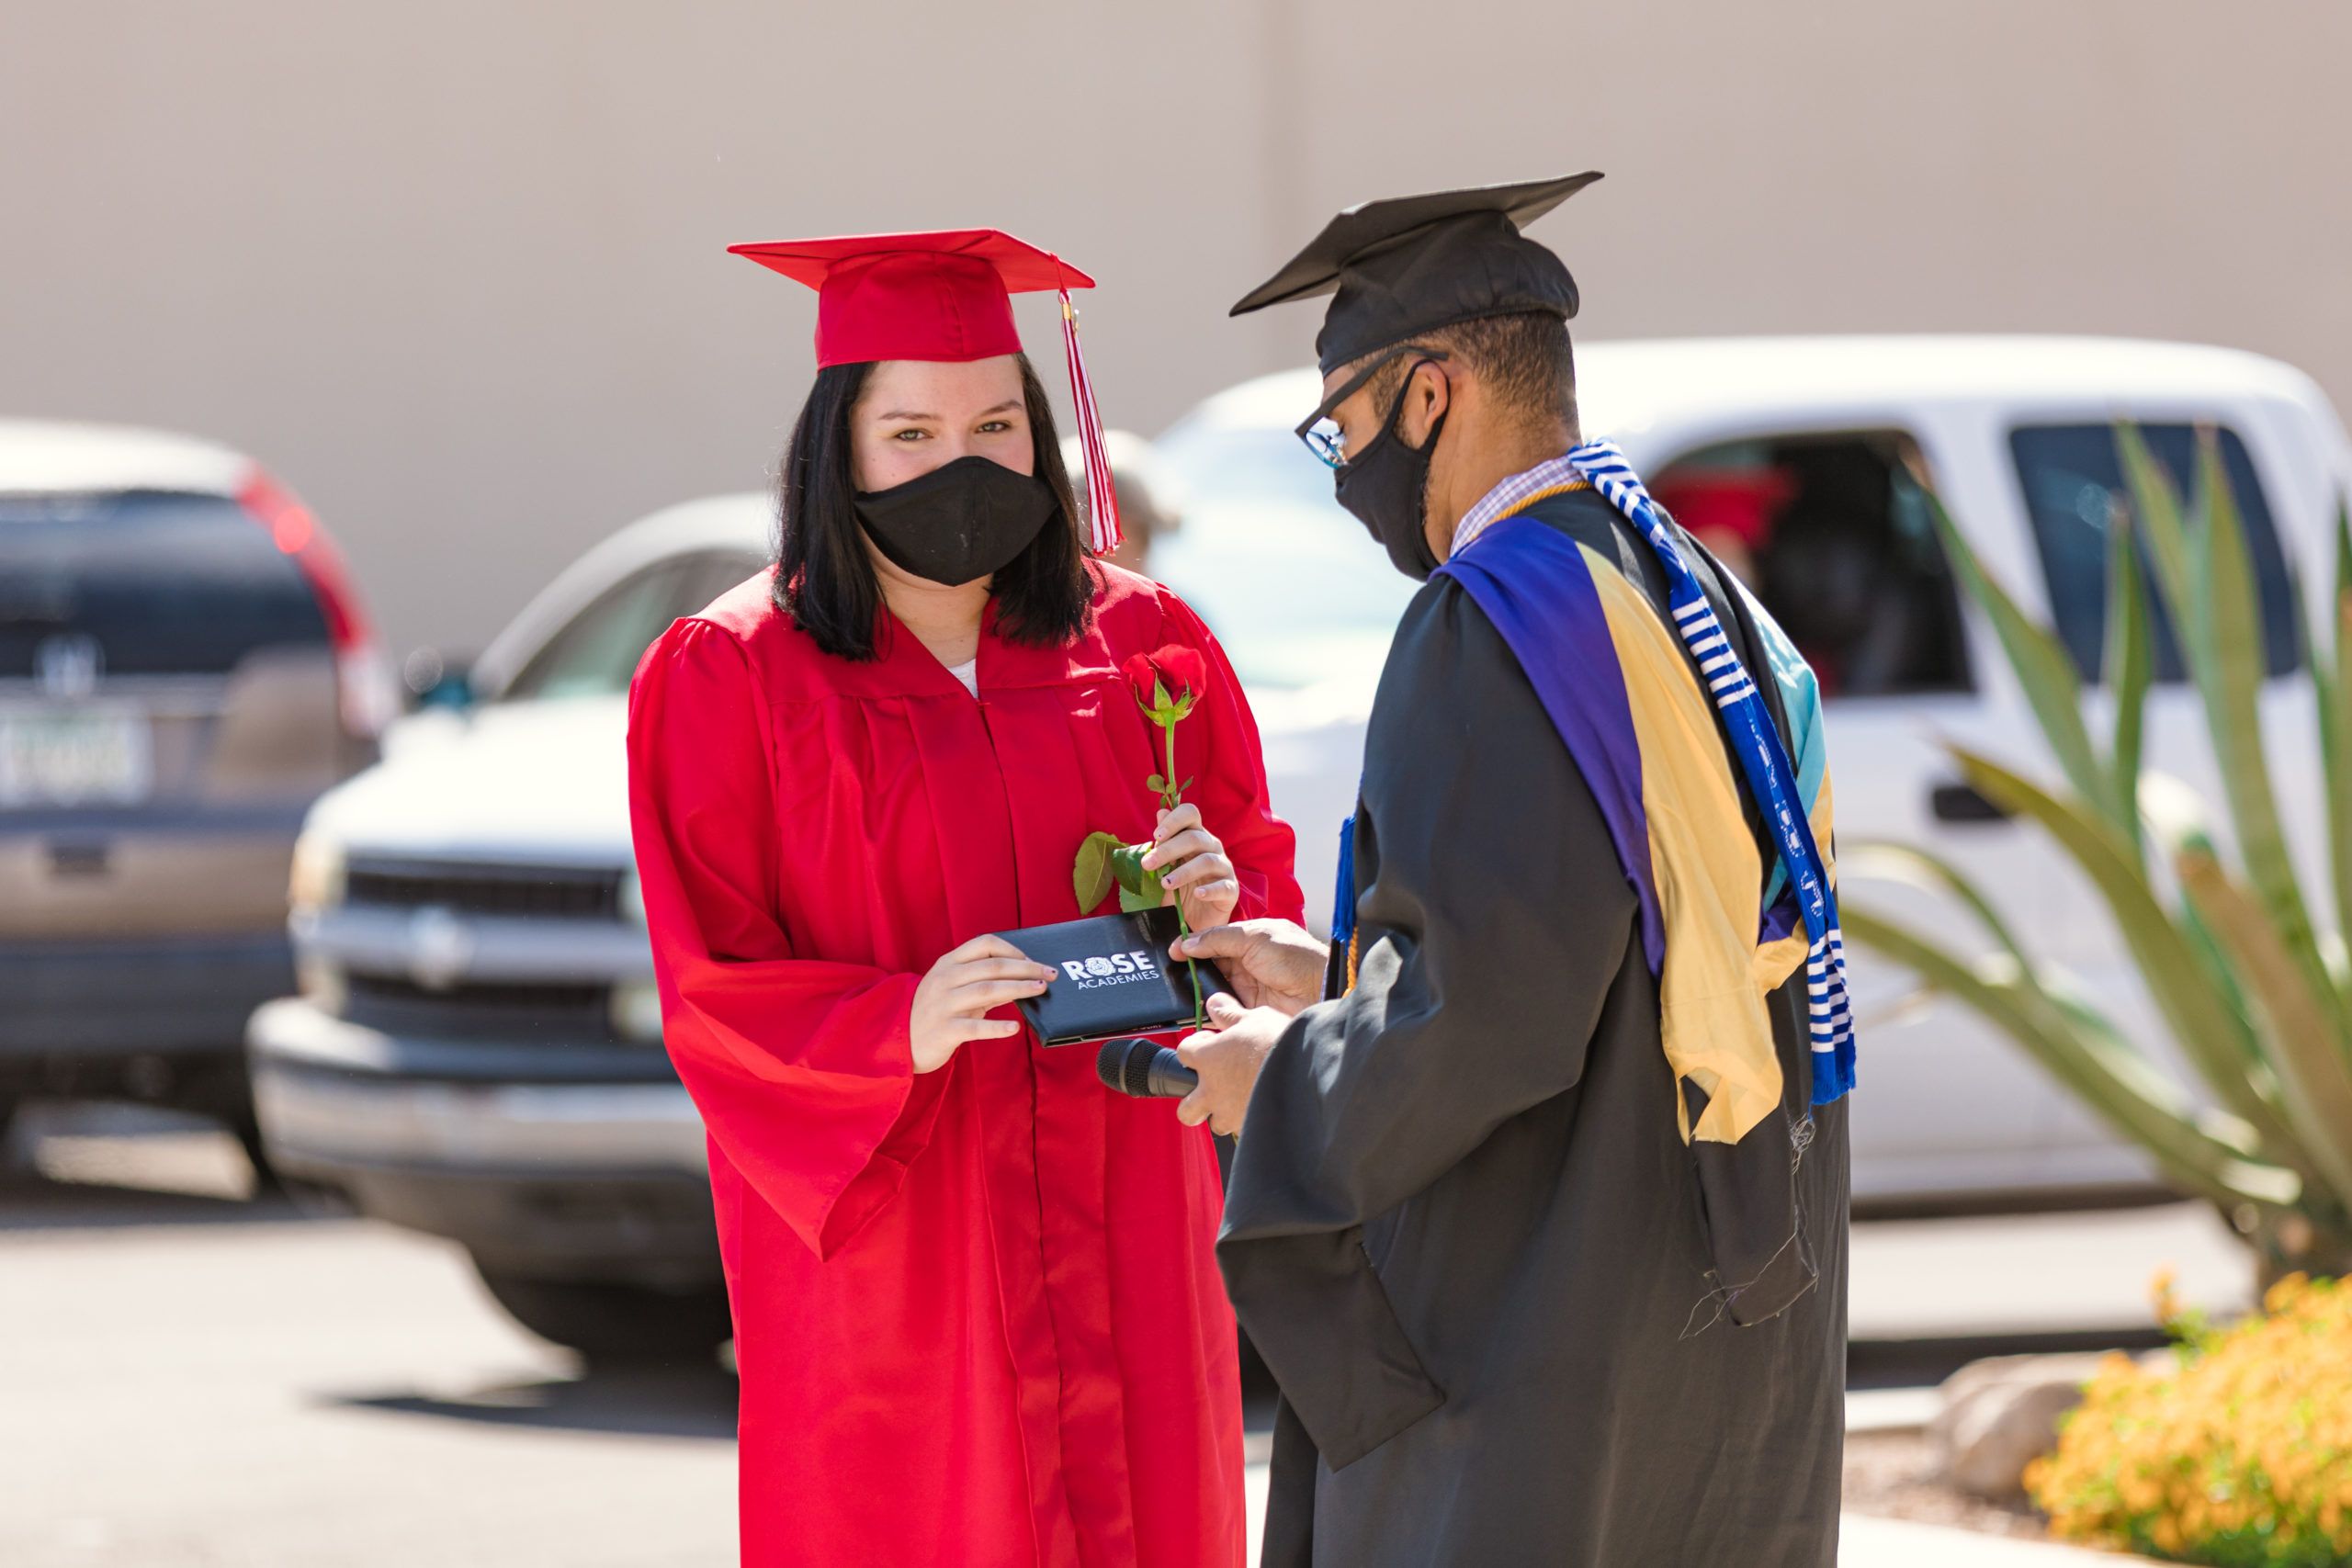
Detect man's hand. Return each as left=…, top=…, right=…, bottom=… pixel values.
left=1173, top=992, right=1289, bottom=1136
left=1172, top=919, right=1329, bottom=1017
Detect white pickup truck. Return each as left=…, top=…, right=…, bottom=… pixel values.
left=250, top=336, right=2349, bottom=1359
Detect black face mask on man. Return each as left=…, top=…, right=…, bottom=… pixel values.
left=854, top=455, right=1060, bottom=588
left=1331, top=364, right=1449, bottom=581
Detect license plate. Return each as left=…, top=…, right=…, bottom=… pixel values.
left=0, top=707, right=154, bottom=807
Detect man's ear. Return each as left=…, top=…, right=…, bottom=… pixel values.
left=1398, top=360, right=1452, bottom=447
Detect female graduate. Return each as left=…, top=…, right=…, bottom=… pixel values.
left=626, top=230, right=1303, bottom=1568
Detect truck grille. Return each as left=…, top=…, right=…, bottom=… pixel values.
left=345, top=857, right=623, bottom=921
left=343, top=973, right=617, bottom=1043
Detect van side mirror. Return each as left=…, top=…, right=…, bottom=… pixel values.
left=402, top=648, right=478, bottom=712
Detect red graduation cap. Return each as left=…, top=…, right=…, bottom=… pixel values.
left=729, top=229, right=1123, bottom=553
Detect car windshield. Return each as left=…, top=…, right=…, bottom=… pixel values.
left=1147, top=421, right=1419, bottom=691
left=501, top=551, right=762, bottom=703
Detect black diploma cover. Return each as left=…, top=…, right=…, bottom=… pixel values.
left=994, top=905, right=1231, bottom=1046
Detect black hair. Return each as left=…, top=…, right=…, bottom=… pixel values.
left=772, top=353, right=1094, bottom=661
left=1363, top=310, right=1579, bottom=437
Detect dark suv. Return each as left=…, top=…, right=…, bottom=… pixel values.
left=0, top=421, right=392, bottom=1163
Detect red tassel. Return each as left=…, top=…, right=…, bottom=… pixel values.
left=1055, top=271, right=1123, bottom=556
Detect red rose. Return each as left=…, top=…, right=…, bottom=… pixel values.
left=1122, top=645, right=1208, bottom=713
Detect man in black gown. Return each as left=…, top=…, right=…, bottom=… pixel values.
left=1173, top=175, right=1851, bottom=1566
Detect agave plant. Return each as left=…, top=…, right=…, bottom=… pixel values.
left=1844, top=425, right=2352, bottom=1278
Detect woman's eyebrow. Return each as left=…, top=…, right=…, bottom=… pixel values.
left=872, top=400, right=1021, bottom=421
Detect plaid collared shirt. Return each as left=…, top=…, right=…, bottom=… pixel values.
left=1450, top=452, right=1590, bottom=556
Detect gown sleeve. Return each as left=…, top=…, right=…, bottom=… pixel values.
left=1156, top=589, right=1306, bottom=926
left=626, top=616, right=941, bottom=1261
left=1216, top=581, right=1638, bottom=1469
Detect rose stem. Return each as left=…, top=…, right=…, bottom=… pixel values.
left=1166, top=709, right=1205, bottom=1029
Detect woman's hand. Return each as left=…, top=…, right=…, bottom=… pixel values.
left=908, top=935, right=1057, bottom=1074
left=1139, top=802, right=1240, bottom=932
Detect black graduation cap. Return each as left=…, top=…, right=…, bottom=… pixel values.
left=1230, top=172, right=1604, bottom=373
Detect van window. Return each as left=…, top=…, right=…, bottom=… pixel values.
left=503, top=551, right=760, bottom=702
left=1648, top=432, right=1972, bottom=699
left=2008, top=424, right=2300, bottom=682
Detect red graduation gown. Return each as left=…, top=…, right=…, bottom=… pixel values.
left=626, top=563, right=1302, bottom=1568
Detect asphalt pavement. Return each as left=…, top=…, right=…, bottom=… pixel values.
left=1, top=1106, right=2214, bottom=1566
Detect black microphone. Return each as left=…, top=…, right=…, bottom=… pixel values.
left=1096, top=1036, right=1198, bottom=1099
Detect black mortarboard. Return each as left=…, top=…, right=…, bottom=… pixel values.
left=1230, top=172, right=1603, bottom=373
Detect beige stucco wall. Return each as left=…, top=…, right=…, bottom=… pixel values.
left=5, top=1, right=2347, bottom=660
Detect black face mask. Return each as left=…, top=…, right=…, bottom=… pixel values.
left=855, top=455, right=1059, bottom=587
left=1331, top=370, right=1448, bottom=581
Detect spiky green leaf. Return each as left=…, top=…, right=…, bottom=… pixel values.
left=1843, top=901, right=2297, bottom=1211
left=1949, top=745, right=2306, bottom=1160
left=2185, top=434, right=2341, bottom=1039
left=2116, top=424, right=2195, bottom=649
left=1924, top=491, right=2110, bottom=822
left=2101, top=502, right=2154, bottom=859
left=2328, top=497, right=2352, bottom=987
left=2177, top=847, right=2352, bottom=1211
left=2139, top=773, right=2266, bottom=1075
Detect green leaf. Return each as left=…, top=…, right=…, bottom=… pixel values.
left=2326, top=496, right=2352, bottom=999
left=1848, top=840, right=2266, bottom=1159
left=2116, top=424, right=2195, bottom=653
left=1843, top=899, right=2297, bottom=1212
left=2183, top=433, right=2341, bottom=1042
left=1108, top=841, right=1163, bottom=908
left=2138, top=773, right=2264, bottom=1077
left=2176, top=845, right=2352, bottom=1211
left=1177, top=776, right=1194, bottom=795
left=2101, top=502, right=2153, bottom=859
left=1144, top=774, right=1167, bottom=795
left=2035, top=982, right=2298, bottom=1209
left=1949, top=744, right=2306, bottom=1160
left=1072, top=831, right=1121, bottom=912
left=1845, top=840, right=2031, bottom=958
left=1925, top=489, right=2112, bottom=825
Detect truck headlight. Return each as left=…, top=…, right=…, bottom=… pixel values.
left=610, top=980, right=665, bottom=1043
left=288, top=829, right=347, bottom=915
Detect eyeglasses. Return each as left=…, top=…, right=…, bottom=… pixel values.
left=1294, top=346, right=1451, bottom=469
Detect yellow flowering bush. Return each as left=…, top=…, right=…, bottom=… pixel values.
left=2027, top=1273, right=2352, bottom=1565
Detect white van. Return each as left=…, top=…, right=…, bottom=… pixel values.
left=1150, top=334, right=2345, bottom=1205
